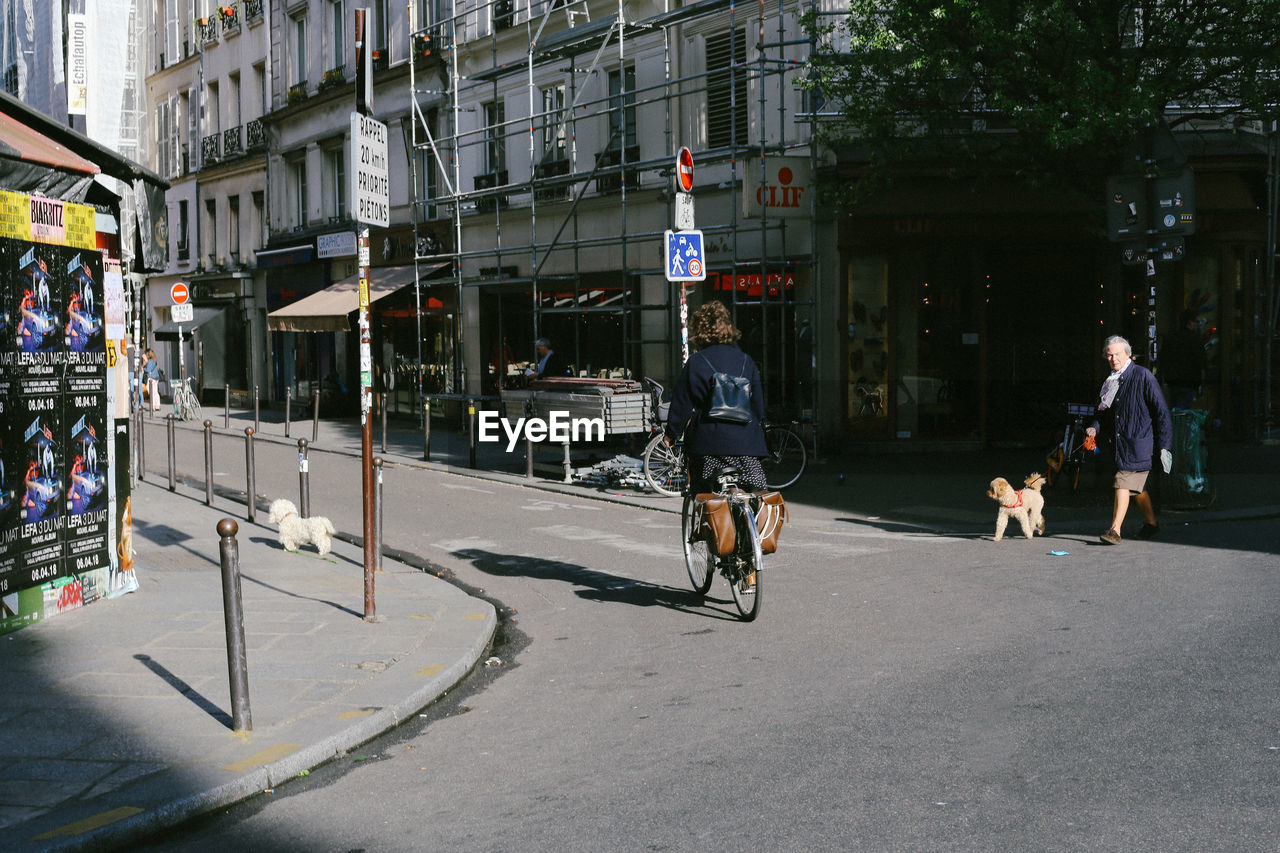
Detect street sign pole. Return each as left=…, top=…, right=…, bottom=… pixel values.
left=353, top=8, right=380, bottom=622
left=673, top=148, right=696, bottom=364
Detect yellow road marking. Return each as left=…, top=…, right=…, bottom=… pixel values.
left=415, top=664, right=445, bottom=677
left=32, top=806, right=144, bottom=839
left=229, top=730, right=253, bottom=743
left=337, top=708, right=379, bottom=719
left=223, top=743, right=301, bottom=773
left=465, top=613, right=487, bottom=620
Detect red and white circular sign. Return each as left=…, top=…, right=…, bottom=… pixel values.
left=171, top=282, right=190, bottom=305
left=676, top=147, right=694, bottom=192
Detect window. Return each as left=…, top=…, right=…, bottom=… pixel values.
left=157, top=101, right=171, bottom=176
left=293, top=16, right=307, bottom=85
left=292, top=155, right=309, bottom=227
left=229, top=71, right=241, bottom=127
left=706, top=29, right=748, bottom=148
left=179, top=90, right=191, bottom=172
left=374, top=0, right=388, bottom=54
left=330, top=0, right=345, bottom=70
left=254, top=63, right=267, bottom=116
left=177, top=199, right=190, bottom=260
left=327, top=147, right=346, bottom=219
left=207, top=79, right=220, bottom=136
left=228, top=195, right=240, bottom=258
left=205, top=198, right=217, bottom=264
left=252, top=190, right=265, bottom=251
left=540, top=83, right=566, bottom=163
left=607, top=67, right=636, bottom=151
left=483, top=100, right=506, bottom=174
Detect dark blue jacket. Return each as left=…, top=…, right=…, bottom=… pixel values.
left=1090, top=361, right=1172, bottom=472
left=665, top=343, right=769, bottom=457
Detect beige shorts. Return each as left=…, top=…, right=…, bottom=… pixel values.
left=1114, top=469, right=1149, bottom=494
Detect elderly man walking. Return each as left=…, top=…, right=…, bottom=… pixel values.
left=1085, top=335, right=1173, bottom=545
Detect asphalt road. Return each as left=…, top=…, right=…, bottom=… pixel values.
left=135, top=427, right=1280, bottom=852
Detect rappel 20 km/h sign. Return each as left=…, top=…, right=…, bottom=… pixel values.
left=350, top=113, right=390, bottom=227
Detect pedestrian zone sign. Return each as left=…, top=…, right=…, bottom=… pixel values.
left=664, top=229, right=705, bottom=282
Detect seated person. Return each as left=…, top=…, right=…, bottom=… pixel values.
left=524, top=338, right=570, bottom=379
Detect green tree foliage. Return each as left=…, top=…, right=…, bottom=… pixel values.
left=801, top=0, right=1280, bottom=202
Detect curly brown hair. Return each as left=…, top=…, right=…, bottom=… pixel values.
left=689, top=300, right=741, bottom=348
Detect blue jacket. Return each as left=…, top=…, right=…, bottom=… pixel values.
left=1090, top=361, right=1172, bottom=472
left=665, top=343, right=769, bottom=457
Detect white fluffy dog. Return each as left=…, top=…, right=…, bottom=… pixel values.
left=986, top=473, right=1047, bottom=542
left=267, top=498, right=336, bottom=556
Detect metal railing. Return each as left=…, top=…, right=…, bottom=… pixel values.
left=198, top=16, right=218, bottom=44
left=201, top=133, right=221, bottom=166
left=244, top=0, right=264, bottom=22
left=223, top=125, right=243, bottom=159
left=246, top=118, right=266, bottom=151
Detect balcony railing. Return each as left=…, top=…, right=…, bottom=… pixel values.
left=201, top=133, right=221, bottom=166
left=534, top=158, right=570, bottom=202
left=244, top=0, right=264, bottom=22
left=222, top=125, right=243, bottom=158
left=286, top=82, right=308, bottom=105
left=595, top=145, right=640, bottom=193
left=246, top=118, right=266, bottom=151
left=181, top=143, right=191, bottom=175
left=198, top=16, right=218, bottom=44
left=474, top=170, right=509, bottom=213
left=217, top=4, right=239, bottom=33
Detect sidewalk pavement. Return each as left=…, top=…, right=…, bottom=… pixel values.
left=2, top=478, right=497, bottom=852
left=6, top=405, right=1275, bottom=851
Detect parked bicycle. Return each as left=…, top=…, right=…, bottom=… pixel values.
left=1044, top=403, right=1095, bottom=491
left=682, top=467, right=764, bottom=621
left=642, top=377, right=807, bottom=494
left=173, top=377, right=203, bottom=422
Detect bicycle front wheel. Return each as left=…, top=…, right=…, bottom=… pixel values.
left=729, top=503, right=763, bottom=621
left=681, top=494, right=714, bottom=594
left=644, top=433, right=687, bottom=497
left=762, top=426, right=807, bottom=490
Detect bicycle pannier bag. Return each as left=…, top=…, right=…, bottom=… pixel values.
left=753, top=491, right=789, bottom=554
left=702, top=354, right=753, bottom=425
left=695, top=493, right=736, bottom=556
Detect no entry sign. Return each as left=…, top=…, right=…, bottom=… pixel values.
left=675, top=147, right=694, bottom=193
left=171, top=282, right=190, bottom=304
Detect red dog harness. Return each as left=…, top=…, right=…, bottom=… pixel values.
left=1007, top=489, right=1025, bottom=509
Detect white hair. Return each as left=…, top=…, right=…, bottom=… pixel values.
left=1104, top=335, right=1131, bottom=356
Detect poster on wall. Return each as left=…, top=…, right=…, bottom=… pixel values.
left=0, top=382, right=19, bottom=595
left=16, top=383, right=65, bottom=588
left=63, top=398, right=109, bottom=578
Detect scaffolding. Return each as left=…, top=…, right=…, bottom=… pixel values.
left=406, top=0, right=821, bottom=428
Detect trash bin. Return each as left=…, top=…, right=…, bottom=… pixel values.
left=1165, top=408, right=1212, bottom=509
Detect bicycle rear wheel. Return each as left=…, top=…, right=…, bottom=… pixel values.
left=644, top=433, right=687, bottom=497
left=681, top=494, right=714, bottom=594
left=762, top=426, right=806, bottom=490
left=728, top=503, right=763, bottom=621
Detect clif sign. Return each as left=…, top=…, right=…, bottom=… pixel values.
left=743, top=156, right=810, bottom=219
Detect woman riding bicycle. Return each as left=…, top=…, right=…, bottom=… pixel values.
left=664, top=301, right=769, bottom=491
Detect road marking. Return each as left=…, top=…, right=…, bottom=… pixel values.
left=416, top=664, right=446, bottom=677
left=31, top=806, right=144, bottom=840
left=223, top=743, right=301, bottom=773
left=538, top=524, right=681, bottom=559
left=440, top=483, right=494, bottom=494
left=465, top=613, right=487, bottom=620
left=337, top=708, right=379, bottom=719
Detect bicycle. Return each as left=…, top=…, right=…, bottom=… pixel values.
left=642, top=377, right=687, bottom=497
left=761, top=422, right=807, bottom=489
left=1044, top=403, right=1094, bottom=491
left=681, top=467, right=763, bottom=621
left=172, top=376, right=203, bottom=422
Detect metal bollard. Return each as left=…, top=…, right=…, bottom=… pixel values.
left=137, top=409, right=146, bottom=481
left=373, top=457, right=384, bottom=572
left=526, top=435, right=534, bottom=479
left=422, top=398, right=431, bottom=461
left=217, top=519, right=253, bottom=733
left=203, top=420, right=214, bottom=506
left=297, top=438, right=310, bottom=518
left=562, top=440, right=572, bottom=484
left=244, top=428, right=256, bottom=523
left=284, top=387, right=292, bottom=438
left=253, top=384, right=260, bottom=435
left=166, top=415, right=176, bottom=491
left=468, top=398, right=477, bottom=469
left=380, top=392, right=388, bottom=454
left=224, top=383, right=230, bottom=429
left=312, top=389, right=320, bottom=443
